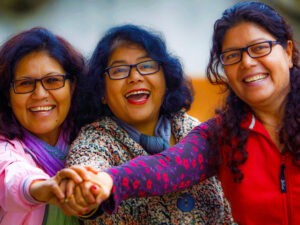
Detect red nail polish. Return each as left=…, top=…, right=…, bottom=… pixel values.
left=91, top=185, right=98, bottom=190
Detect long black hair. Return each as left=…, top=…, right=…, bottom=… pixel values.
left=0, top=27, right=87, bottom=143
left=206, top=1, right=300, bottom=182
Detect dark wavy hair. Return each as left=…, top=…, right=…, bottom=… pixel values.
left=0, top=27, right=87, bottom=143
left=86, top=24, right=193, bottom=119
left=205, top=1, right=300, bottom=182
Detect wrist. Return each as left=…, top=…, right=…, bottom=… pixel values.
left=29, top=179, right=47, bottom=202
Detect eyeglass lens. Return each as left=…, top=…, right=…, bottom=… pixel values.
left=221, top=41, right=275, bottom=65
left=107, top=60, right=160, bottom=80
left=13, top=75, right=67, bottom=94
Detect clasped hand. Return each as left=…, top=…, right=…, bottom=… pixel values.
left=29, top=165, right=113, bottom=217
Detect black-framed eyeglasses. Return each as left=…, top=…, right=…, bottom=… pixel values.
left=220, top=40, right=281, bottom=66
left=11, top=74, right=71, bottom=94
left=104, top=60, right=161, bottom=80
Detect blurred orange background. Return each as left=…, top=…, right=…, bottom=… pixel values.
left=188, top=78, right=226, bottom=122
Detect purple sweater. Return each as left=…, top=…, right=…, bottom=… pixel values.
left=104, top=122, right=217, bottom=212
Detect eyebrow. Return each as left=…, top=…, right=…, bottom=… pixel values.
left=14, top=72, right=65, bottom=79
left=222, top=39, right=270, bottom=52
left=108, top=55, right=151, bottom=67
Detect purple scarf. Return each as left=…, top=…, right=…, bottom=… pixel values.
left=22, top=129, right=69, bottom=176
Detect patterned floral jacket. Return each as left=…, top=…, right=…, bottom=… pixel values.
left=66, top=111, right=234, bottom=225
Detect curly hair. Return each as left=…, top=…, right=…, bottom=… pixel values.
left=0, top=27, right=87, bottom=143
left=85, top=24, right=193, bottom=120
left=205, top=1, right=300, bottom=182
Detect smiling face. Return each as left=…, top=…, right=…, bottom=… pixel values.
left=103, top=43, right=166, bottom=134
left=222, top=22, right=293, bottom=112
left=10, top=51, right=74, bottom=145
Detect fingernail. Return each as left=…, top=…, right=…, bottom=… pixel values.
left=91, top=185, right=98, bottom=190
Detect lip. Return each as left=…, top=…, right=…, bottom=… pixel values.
left=28, top=105, right=55, bottom=112
left=242, top=72, right=269, bottom=83
left=124, top=88, right=150, bottom=98
left=125, top=88, right=150, bottom=105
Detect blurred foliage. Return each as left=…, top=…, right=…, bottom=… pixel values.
left=262, top=0, right=300, bottom=48
left=0, top=0, right=50, bottom=14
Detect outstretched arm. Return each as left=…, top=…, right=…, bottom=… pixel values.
left=100, top=122, right=219, bottom=213
left=59, top=121, right=219, bottom=215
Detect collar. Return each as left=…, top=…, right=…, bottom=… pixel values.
left=240, top=113, right=271, bottom=138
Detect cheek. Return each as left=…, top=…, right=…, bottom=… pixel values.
left=9, top=95, right=26, bottom=115
left=105, top=81, right=123, bottom=100
left=153, top=84, right=166, bottom=104
left=57, top=88, right=73, bottom=114
left=223, top=65, right=240, bottom=83
left=154, top=73, right=166, bottom=91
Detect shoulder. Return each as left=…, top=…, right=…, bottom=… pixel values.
left=81, top=116, right=117, bottom=133
left=0, top=136, right=26, bottom=154
left=170, top=110, right=200, bottom=138
left=0, top=136, right=38, bottom=170
left=171, top=110, right=199, bottom=124
left=70, top=116, right=133, bottom=151
left=75, top=116, right=121, bottom=140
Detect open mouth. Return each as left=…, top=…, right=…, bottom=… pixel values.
left=30, top=106, right=55, bottom=112
left=243, top=74, right=268, bottom=83
left=125, top=90, right=150, bottom=102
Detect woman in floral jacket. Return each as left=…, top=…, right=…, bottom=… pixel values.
left=66, top=24, right=234, bottom=225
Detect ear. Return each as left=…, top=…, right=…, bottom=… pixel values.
left=285, top=40, right=293, bottom=68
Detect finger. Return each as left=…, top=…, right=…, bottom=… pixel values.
left=94, top=185, right=110, bottom=205
left=85, top=165, right=99, bottom=174
left=66, top=179, right=76, bottom=198
left=79, top=181, right=97, bottom=204
left=74, top=185, right=89, bottom=206
left=59, top=179, right=68, bottom=196
left=90, top=184, right=101, bottom=196
left=69, top=165, right=92, bottom=181
left=55, top=168, right=83, bottom=183
left=90, top=172, right=113, bottom=204
left=63, top=192, right=90, bottom=216
left=48, top=179, right=65, bottom=200
left=59, top=200, right=80, bottom=216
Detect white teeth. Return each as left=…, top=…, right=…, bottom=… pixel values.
left=30, top=106, right=53, bottom=112
left=125, top=90, right=150, bottom=98
left=244, top=74, right=267, bottom=83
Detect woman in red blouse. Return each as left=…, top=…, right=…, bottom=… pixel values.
left=64, top=1, right=300, bottom=224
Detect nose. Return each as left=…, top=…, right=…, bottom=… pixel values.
left=240, top=51, right=257, bottom=68
left=127, top=66, right=143, bottom=83
left=31, top=81, right=49, bottom=98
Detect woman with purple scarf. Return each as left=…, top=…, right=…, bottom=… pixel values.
left=0, top=27, right=93, bottom=225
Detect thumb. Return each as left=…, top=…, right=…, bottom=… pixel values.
left=90, top=184, right=101, bottom=195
